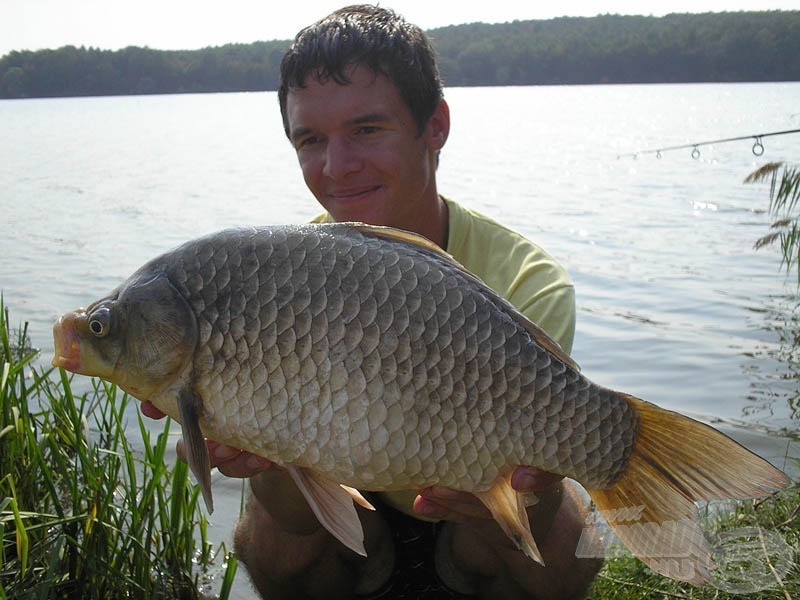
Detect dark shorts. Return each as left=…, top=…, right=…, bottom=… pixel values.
left=358, top=494, right=476, bottom=599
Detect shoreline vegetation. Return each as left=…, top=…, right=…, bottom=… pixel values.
left=0, top=300, right=237, bottom=599
left=1, top=11, right=799, bottom=100
left=1, top=295, right=797, bottom=597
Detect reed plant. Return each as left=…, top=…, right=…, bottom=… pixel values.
left=749, top=161, right=800, bottom=284
left=0, top=299, right=237, bottom=599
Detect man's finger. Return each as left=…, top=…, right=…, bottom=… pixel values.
left=511, top=468, right=563, bottom=492
left=140, top=400, right=167, bottom=420
left=414, top=487, right=492, bottom=521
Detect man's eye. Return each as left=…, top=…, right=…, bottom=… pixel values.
left=357, top=126, right=380, bottom=135
left=296, top=136, right=319, bottom=149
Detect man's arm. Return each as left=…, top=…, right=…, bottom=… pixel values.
left=417, top=476, right=602, bottom=599
left=146, top=402, right=395, bottom=598
left=205, top=438, right=600, bottom=599
left=233, top=466, right=395, bottom=599
left=147, top=399, right=600, bottom=599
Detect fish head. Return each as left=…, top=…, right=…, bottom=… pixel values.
left=52, top=272, right=198, bottom=399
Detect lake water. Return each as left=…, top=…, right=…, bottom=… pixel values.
left=1, top=83, right=799, bottom=596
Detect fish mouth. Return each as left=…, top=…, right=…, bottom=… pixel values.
left=52, top=311, right=84, bottom=372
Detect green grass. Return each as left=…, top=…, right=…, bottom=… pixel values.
left=0, top=299, right=237, bottom=599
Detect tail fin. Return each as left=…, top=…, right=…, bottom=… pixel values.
left=587, top=394, right=789, bottom=585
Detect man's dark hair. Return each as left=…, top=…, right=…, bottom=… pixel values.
left=278, top=4, right=444, bottom=137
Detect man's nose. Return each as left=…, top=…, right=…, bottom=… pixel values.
left=323, top=136, right=361, bottom=179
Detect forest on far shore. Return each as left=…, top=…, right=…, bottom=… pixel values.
left=1, top=10, right=798, bottom=99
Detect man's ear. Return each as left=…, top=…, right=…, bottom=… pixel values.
left=428, top=99, right=450, bottom=152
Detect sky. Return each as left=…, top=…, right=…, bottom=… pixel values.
left=1, top=0, right=797, bottom=58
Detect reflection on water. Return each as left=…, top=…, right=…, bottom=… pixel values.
left=746, top=294, right=800, bottom=428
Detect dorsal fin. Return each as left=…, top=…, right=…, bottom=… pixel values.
left=349, top=223, right=579, bottom=372
left=349, top=223, right=452, bottom=259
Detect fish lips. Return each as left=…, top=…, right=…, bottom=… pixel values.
left=52, top=310, right=87, bottom=373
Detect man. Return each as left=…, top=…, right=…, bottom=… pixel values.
left=144, top=5, right=601, bottom=598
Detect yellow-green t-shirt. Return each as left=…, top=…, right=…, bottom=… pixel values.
left=313, top=197, right=576, bottom=517
left=442, top=197, right=574, bottom=353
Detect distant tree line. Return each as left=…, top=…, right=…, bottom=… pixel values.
left=1, top=11, right=798, bottom=99
left=0, top=41, right=288, bottom=98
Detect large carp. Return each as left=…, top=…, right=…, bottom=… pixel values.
left=52, top=223, right=788, bottom=584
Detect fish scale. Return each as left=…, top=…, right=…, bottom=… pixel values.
left=149, top=225, right=632, bottom=490
left=52, top=222, right=789, bottom=583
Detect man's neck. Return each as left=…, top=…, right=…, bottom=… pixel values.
left=414, top=194, right=449, bottom=249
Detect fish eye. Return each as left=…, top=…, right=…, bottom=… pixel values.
left=88, top=307, right=112, bottom=338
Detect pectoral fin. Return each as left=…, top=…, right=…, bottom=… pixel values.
left=178, top=388, right=213, bottom=513
left=474, top=473, right=543, bottom=565
left=286, top=466, right=368, bottom=556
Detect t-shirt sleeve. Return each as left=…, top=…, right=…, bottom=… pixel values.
left=444, top=198, right=576, bottom=355
left=509, top=280, right=575, bottom=355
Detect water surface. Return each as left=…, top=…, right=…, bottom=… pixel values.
left=1, top=83, right=798, bottom=596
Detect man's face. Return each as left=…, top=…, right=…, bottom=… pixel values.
left=285, top=65, right=448, bottom=229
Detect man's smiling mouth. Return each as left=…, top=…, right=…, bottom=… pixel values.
left=329, top=185, right=382, bottom=200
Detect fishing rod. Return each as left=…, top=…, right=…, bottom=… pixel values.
left=617, top=128, right=800, bottom=160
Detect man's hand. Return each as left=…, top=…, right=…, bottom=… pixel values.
left=140, top=399, right=169, bottom=420
left=140, top=400, right=274, bottom=477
